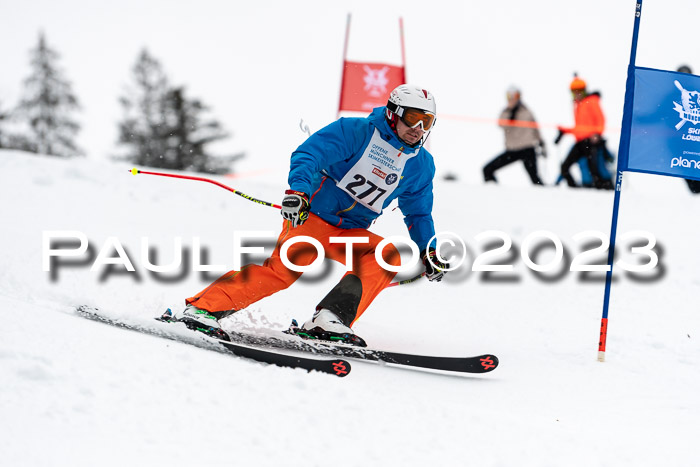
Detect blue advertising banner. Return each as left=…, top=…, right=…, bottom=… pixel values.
left=626, top=66, right=700, bottom=181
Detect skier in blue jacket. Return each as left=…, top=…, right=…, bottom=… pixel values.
left=179, top=84, right=448, bottom=346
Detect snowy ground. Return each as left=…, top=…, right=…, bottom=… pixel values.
left=1, top=150, right=699, bottom=466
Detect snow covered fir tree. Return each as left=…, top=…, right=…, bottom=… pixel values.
left=16, top=32, right=82, bottom=157
left=117, top=49, right=239, bottom=174
left=160, top=86, right=238, bottom=173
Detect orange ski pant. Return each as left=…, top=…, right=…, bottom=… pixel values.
left=186, top=214, right=400, bottom=325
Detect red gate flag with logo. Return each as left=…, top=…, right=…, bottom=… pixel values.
left=339, top=61, right=406, bottom=113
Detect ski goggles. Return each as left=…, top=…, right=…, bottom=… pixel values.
left=399, top=107, right=436, bottom=131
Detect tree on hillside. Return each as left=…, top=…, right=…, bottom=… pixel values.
left=161, top=86, right=236, bottom=173
left=117, top=49, right=170, bottom=168
left=117, top=49, right=240, bottom=173
left=0, top=100, right=34, bottom=152
left=16, top=32, right=82, bottom=157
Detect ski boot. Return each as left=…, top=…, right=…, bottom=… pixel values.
left=288, top=309, right=367, bottom=347
left=168, top=305, right=231, bottom=341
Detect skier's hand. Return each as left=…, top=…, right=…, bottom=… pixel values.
left=604, top=148, right=615, bottom=163
left=554, top=129, right=565, bottom=145
left=422, top=248, right=449, bottom=282
left=281, top=190, right=310, bottom=227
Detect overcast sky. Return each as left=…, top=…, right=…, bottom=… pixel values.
left=1, top=0, right=696, bottom=180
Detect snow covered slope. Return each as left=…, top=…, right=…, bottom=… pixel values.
left=1, top=150, right=699, bottom=466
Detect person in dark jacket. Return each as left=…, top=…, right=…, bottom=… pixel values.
left=483, top=86, right=545, bottom=185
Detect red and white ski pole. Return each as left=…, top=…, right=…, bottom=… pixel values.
left=130, top=168, right=282, bottom=209
left=130, top=168, right=425, bottom=287
left=385, top=272, right=426, bottom=288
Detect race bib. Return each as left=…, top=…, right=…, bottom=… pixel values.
left=337, top=129, right=414, bottom=213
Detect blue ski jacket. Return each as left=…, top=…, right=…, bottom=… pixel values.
left=288, top=106, right=436, bottom=251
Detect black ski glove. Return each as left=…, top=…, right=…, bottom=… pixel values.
left=554, top=129, right=565, bottom=145
left=600, top=140, right=615, bottom=162
left=422, top=248, right=449, bottom=282
left=281, top=190, right=310, bottom=227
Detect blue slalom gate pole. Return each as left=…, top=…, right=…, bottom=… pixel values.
left=598, top=0, right=643, bottom=362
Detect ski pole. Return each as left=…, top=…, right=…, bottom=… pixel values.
left=131, top=168, right=423, bottom=288
left=130, top=168, right=282, bottom=209
left=385, top=272, right=426, bottom=288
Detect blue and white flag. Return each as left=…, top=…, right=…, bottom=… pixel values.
left=625, top=67, right=700, bottom=181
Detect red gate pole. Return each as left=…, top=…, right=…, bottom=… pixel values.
left=399, top=17, right=406, bottom=82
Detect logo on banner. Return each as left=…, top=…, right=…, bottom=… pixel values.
left=385, top=173, right=398, bottom=185
left=372, top=167, right=387, bottom=179
left=670, top=80, right=700, bottom=171
left=670, top=156, right=700, bottom=169
left=363, top=65, right=390, bottom=97
left=673, top=80, right=700, bottom=131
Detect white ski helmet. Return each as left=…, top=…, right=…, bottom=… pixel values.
left=388, top=84, right=436, bottom=115
left=385, top=84, right=437, bottom=141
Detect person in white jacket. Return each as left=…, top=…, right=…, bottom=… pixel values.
left=483, top=86, right=545, bottom=185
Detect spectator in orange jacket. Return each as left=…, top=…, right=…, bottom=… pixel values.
left=556, top=75, right=612, bottom=189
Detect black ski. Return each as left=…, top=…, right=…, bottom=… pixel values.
left=73, top=306, right=351, bottom=377
left=157, top=309, right=496, bottom=374
left=281, top=319, right=498, bottom=374
left=217, top=341, right=350, bottom=377
left=153, top=309, right=496, bottom=374
left=226, top=327, right=498, bottom=374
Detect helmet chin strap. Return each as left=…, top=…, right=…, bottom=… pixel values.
left=399, top=128, right=431, bottom=149
left=413, top=129, right=431, bottom=150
